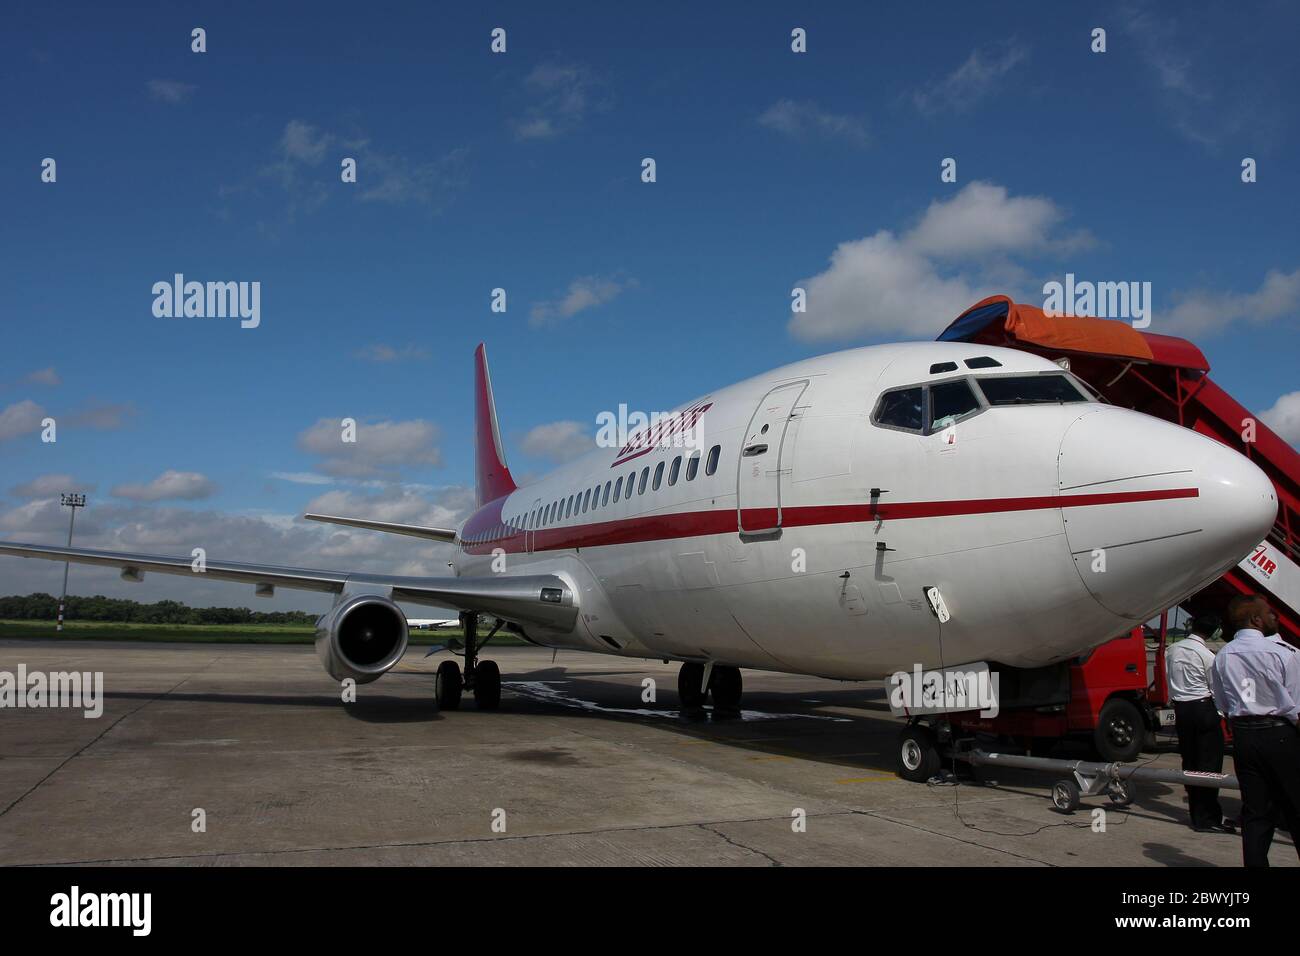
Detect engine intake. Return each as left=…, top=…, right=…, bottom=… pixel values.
left=315, top=594, right=409, bottom=683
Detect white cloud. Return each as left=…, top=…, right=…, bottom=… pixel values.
left=9, top=474, right=94, bottom=499
left=0, top=400, right=47, bottom=441
left=1162, top=269, right=1300, bottom=337
left=530, top=274, right=635, bottom=326
left=0, top=487, right=474, bottom=609
left=789, top=181, right=1086, bottom=342
left=912, top=42, right=1028, bottom=114
left=111, top=470, right=216, bottom=502
left=66, top=401, right=135, bottom=430
left=24, top=367, right=60, bottom=386
left=147, top=79, right=197, bottom=104
left=512, top=62, right=608, bottom=140
left=520, top=420, right=593, bottom=464
left=908, top=182, right=1089, bottom=259
left=254, top=121, right=465, bottom=221
left=354, top=343, right=430, bottom=363
left=757, top=99, right=869, bottom=146
left=297, top=417, right=441, bottom=479
left=1260, top=392, right=1300, bottom=447
left=353, top=142, right=467, bottom=207
left=1117, top=8, right=1274, bottom=149
left=270, top=471, right=336, bottom=486
left=280, top=119, right=332, bottom=164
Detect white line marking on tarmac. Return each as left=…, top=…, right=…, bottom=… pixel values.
left=503, top=680, right=851, bottom=722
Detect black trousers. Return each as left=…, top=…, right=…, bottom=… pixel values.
left=1232, top=722, right=1300, bottom=868
left=1173, top=698, right=1225, bottom=828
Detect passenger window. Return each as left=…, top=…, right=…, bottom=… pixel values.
left=876, top=387, right=924, bottom=431
left=669, top=455, right=682, bottom=486
left=627, top=471, right=636, bottom=496
left=929, top=379, right=981, bottom=431
left=613, top=477, right=623, bottom=502
left=686, top=451, right=701, bottom=481
left=603, top=481, right=611, bottom=506
left=653, top=461, right=665, bottom=490
left=705, top=444, right=721, bottom=476
left=583, top=489, right=591, bottom=513
left=638, top=467, right=649, bottom=494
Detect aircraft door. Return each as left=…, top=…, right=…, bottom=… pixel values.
left=737, top=380, right=808, bottom=535
left=526, top=497, right=542, bottom=554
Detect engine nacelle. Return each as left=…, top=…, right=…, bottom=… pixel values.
left=314, top=594, right=410, bottom=684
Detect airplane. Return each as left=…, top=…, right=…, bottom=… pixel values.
left=0, top=339, right=1278, bottom=750
left=406, top=618, right=458, bottom=630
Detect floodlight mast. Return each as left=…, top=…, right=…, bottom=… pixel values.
left=56, top=493, right=86, bottom=633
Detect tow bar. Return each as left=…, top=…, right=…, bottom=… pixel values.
left=958, top=748, right=1240, bottom=813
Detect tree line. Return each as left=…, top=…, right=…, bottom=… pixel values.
left=0, top=593, right=317, bottom=625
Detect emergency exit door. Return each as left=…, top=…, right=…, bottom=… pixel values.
left=737, top=380, right=807, bottom=535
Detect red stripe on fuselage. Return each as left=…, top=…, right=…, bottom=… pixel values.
left=459, top=487, right=1198, bottom=556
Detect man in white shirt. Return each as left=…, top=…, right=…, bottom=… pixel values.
left=1210, top=594, right=1300, bottom=867
left=1165, top=614, right=1230, bottom=832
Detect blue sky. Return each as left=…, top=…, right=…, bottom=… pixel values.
left=2, top=0, right=1298, bottom=609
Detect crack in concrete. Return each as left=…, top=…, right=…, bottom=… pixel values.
left=698, top=822, right=784, bottom=866
left=0, top=654, right=224, bottom=820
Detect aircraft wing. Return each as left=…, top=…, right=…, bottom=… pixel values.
left=0, top=540, right=577, bottom=630
left=302, top=513, right=458, bottom=543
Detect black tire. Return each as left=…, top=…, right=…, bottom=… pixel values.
left=1094, top=698, right=1144, bottom=763
left=678, top=662, right=707, bottom=708
left=710, top=666, right=743, bottom=711
left=896, top=725, right=941, bottom=782
left=473, top=660, right=501, bottom=711
left=435, top=660, right=462, bottom=711
left=1108, top=780, right=1136, bottom=807
left=1052, top=778, right=1081, bottom=813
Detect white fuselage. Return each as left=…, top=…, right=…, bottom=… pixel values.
left=453, top=342, right=1276, bottom=681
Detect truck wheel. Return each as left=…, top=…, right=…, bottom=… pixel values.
left=1094, top=698, right=1144, bottom=763
left=897, top=725, right=941, bottom=782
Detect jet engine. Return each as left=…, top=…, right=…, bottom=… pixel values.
left=315, top=594, right=410, bottom=683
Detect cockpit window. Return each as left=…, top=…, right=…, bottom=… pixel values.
left=929, top=379, right=981, bottom=430
left=977, top=374, right=1087, bottom=406
left=875, top=387, right=924, bottom=431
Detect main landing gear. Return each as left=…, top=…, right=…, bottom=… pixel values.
left=435, top=611, right=502, bottom=711
left=677, top=662, right=743, bottom=712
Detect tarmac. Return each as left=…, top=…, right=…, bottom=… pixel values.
left=0, top=640, right=1294, bottom=867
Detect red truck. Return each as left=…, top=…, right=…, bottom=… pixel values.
left=947, top=618, right=1175, bottom=763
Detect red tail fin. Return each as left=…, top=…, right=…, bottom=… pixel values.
left=474, top=343, right=518, bottom=506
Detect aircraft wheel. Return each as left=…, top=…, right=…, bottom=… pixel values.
left=1094, top=698, right=1144, bottom=763
left=474, top=660, right=501, bottom=710
left=678, top=662, right=707, bottom=708
left=435, top=660, right=462, bottom=711
left=1051, top=778, right=1081, bottom=813
left=710, top=666, right=743, bottom=711
left=897, top=725, right=940, bottom=782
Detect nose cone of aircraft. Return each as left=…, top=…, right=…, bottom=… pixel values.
left=1058, top=407, right=1277, bottom=620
